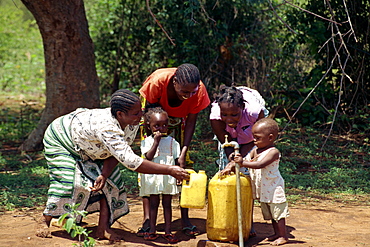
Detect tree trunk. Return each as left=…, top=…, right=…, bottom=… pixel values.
left=20, top=0, right=100, bottom=151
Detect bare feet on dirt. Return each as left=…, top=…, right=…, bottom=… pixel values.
left=271, top=237, right=288, bottom=245
left=96, top=228, right=122, bottom=242
left=264, top=235, right=288, bottom=246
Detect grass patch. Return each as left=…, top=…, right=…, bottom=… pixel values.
left=0, top=153, right=49, bottom=211
left=278, top=126, right=370, bottom=195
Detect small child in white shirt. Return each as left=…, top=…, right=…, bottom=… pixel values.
left=223, top=118, right=289, bottom=246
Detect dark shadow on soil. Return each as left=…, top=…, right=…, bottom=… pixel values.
left=245, top=222, right=305, bottom=246
left=49, top=217, right=306, bottom=247
left=198, top=222, right=303, bottom=247
left=52, top=217, right=208, bottom=246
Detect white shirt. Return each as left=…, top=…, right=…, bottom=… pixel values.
left=70, top=108, right=143, bottom=170
left=247, top=147, right=286, bottom=203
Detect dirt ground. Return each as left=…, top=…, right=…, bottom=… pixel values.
left=0, top=194, right=369, bottom=247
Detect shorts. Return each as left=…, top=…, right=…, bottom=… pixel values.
left=260, top=201, right=289, bottom=222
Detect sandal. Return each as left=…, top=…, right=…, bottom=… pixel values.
left=136, top=226, right=150, bottom=237
left=182, top=225, right=200, bottom=237
left=143, top=232, right=159, bottom=241
left=162, top=233, right=179, bottom=244
left=249, top=228, right=257, bottom=238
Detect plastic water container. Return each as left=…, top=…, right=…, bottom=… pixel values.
left=180, top=169, right=207, bottom=209
left=207, top=172, right=253, bottom=242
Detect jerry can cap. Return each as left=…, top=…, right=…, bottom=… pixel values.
left=185, top=169, right=195, bottom=174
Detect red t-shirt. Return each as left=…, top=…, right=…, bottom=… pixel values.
left=139, top=68, right=210, bottom=118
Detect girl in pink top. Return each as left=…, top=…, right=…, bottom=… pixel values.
left=210, top=86, right=266, bottom=170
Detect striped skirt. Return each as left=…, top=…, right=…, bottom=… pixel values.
left=42, top=111, right=129, bottom=225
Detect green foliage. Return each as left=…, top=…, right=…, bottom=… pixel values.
left=85, top=0, right=283, bottom=96
left=0, top=0, right=44, bottom=93
left=190, top=140, right=219, bottom=179
left=119, top=165, right=140, bottom=194
left=86, top=0, right=164, bottom=97
left=2, top=0, right=368, bottom=136
left=284, top=0, right=370, bottom=134
left=84, top=0, right=370, bottom=137
left=58, top=204, right=96, bottom=247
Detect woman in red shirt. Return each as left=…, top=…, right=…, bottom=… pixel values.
left=138, top=63, right=210, bottom=237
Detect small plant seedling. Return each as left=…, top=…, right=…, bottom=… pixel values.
left=58, top=203, right=96, bottom=247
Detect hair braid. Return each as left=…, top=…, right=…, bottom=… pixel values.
left=110, top=89, right=140, bottom=117
left=144, top=105, right=168, bottom=124
left=175, top=63, right=200, bottom=86
left=215, top=85, right=245, bottom=108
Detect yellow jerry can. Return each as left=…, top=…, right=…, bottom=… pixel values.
left=207, top=172, right=253, bottom=242
left=180, top=169, right=207, bottom=209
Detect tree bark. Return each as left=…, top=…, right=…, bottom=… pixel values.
left=20, top=0, right=100, bottom=151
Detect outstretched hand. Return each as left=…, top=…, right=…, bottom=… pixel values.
left=169, top=166, right=189, bottom=181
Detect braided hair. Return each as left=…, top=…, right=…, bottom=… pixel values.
left=144, top=104, right=168, bottom=125
left=110, top=89, right=140, bottom=117
left=214, top=85, right=245, bottom=108
left=175, top=63, right=200, bottom=86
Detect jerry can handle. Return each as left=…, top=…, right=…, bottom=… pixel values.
left=183, top=169, right=195, bottom=186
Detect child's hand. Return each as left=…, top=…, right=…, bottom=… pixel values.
left=153, top=131, right=162, bottom=142
left=220, top=161, right=235, bottom=175
left=233, top=153, right=243, bottom=164
left=228, top=152, right=235, bottom=161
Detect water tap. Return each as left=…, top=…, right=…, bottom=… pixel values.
left=221, top=135, right=240, bottom=155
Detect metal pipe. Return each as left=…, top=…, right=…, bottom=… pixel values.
left=221, top=136, right=244, bottom=247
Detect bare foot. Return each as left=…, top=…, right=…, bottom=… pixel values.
left=264, top=234, right=279, bottom=241
left=35, top=216, right=52, bottom=238
left=271, top=237, right=288, bottom=246
left=96, top=228, right=123, bottom=242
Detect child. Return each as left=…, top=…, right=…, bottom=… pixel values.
left=222, top=118, right=289, bottom=246
left=140, top=106, right=181, bottom=244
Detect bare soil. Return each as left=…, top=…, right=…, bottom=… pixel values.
left=0, top=194, right=369, bottom=247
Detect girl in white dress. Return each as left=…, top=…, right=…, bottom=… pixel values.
left=140, top=106, right=180, bottom=244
